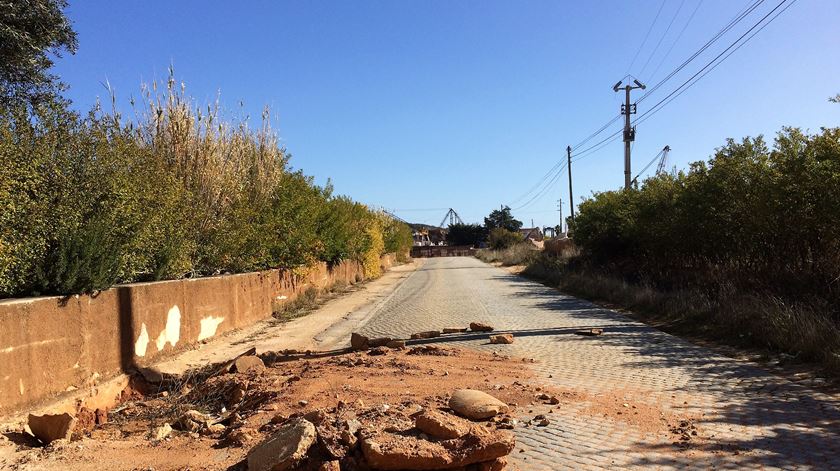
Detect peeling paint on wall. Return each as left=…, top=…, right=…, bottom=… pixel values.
left=19, top=379, right=24, bottom=396
left=134, top=323, right=149, bottom=357
left=155, top=306, right=181, bottom=351
left=197, top=316, right=225, bottom=341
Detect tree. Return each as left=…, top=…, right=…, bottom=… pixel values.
left=0, top=0, right=78, bottom=107
left=484, top=206, right=523, bottom=232
left=446, top=223, right=487, bottom=247
left=487, top=228, right=522, bottom=250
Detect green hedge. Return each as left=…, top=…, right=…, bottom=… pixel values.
left=0, top=80, right=412, bottom=298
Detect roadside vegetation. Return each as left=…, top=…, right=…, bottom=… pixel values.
left=524, top=125, right=840, bottom=375
left=0, top=3, right=412, bottom=299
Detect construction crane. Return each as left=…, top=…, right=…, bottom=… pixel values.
left=438, top=208, right=464, bottom=228
left=631, top=145, right=670, bottom=186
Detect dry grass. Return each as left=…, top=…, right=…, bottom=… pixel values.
left=521, top=251, right=840, bottom=377
left=475, top=242, right=540, bottom=266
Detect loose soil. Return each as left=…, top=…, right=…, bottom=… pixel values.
left=1, top=346, right=706, bottom=470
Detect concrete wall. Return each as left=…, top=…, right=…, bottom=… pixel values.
left=0, top=257, right=392, bottom=417
left=410, top=245, right=475, bottom=258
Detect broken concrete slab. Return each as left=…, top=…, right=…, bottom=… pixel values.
left=361, top=427, right=515, bottom=470
left=443, top=327, right=468, bottom=334
left=368, top=337, right=393, bottom=348
left=247, top=417, right=316, bottom=471
left=151, top=423, right=173, bottom=441
left=351, top=333, right=370, bottom=350
left=410, top=330, right=441, bottom=339
left=27, top=412, right=76, bottom=444
left=489, top=334, right=514, bottom=344
left=385, top=340, right=406, bottom=349
left=449, top=389, right=510, bottom=420
left=414, top=409, right=472, bottom=439
left=469, top=322, right=494, bottom=332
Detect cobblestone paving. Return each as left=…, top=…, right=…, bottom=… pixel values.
left=349, top=257, right=840, bottom=470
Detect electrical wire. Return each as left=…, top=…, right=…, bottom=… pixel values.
left=508, top=160, right=565, bottom=204
left=511, top=162, right=567, bottom=211
left=638, top=0, right=687, bottom=79
left=626, top=0, right=668, bottom=74
left=570, top=115, right=622, bottom=152
left=647, top=0, right=704, bottom=83
left=634, top=0, right=796, bottom=126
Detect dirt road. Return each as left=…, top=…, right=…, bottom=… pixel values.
left=349, top=257, right=840, bottom=470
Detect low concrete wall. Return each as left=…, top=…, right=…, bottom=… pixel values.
left=410, top=245, right=475, bottom=258
left=0, top=256, right=393, bottom=417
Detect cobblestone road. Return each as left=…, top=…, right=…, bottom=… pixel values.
left=352, top=257, right=840, bottom=470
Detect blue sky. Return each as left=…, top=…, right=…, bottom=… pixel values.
left=53, top=0, right=839, bottom=228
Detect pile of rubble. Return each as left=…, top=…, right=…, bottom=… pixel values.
left=247, top=388, right=515, bottom=471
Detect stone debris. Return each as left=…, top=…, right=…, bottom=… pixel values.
left=443, top=327, right=468, bottom=334
left=361, top=425, right=515, bottom=470
left=150, top=423, right=173, bottom=441
left=28, top=412, right=76, bottom=444
left=247, top=417, right=316, bottom=471
left=351, top=332, right=370, bottom=350
left=233, top=355, right=266, bottom=373
left=368, top=346, right=388, bottom=356
left=414, top=409, right=472, bottom=439
left=410, top=330, right=441, bottom=339
left=368, top=337, right=393, bottom=348
left=449, top=389, right=510, bottom=420
left=575, top=328, right=604, bottom=336
left=489, top=334, right=514, bottom=345
left=385, top=340, right=406, bottom=349
left=469, top=322, right=494, bottom=332
left=176, top=410, right=211, bottom=433
left=318, top=461, right=341, bottom=471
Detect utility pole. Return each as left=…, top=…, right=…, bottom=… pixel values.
left=566, top=146, right=574, bottom=227
left=557, top=198, right=563, bottom=234
left=613, top=78, right=646, bottom=190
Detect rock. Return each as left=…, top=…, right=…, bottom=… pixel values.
left=449, top=390, right=510, bottom=420
left=226, top=429, right=255, bottom=447
left=575, top=328, right=604, bottom=336
left=151, top=423, right=173, bottom=441
left=368, top=346, right=388, bottom=356
left=205, top=423, right=226, bottom=435
left=234, top=355, right=266, bottom=373
left=28, top=413, right=76, bottom=444
left=469, top=322, right=494, bottom=332
left=478, top=457, right=508, bottom=471
left=368, top=337, right=393, bottom=348
left=318, top=461, right=341, bottom=471
left=414, top=409, right=472, bottom=439
left=385, top=340, right=406, bottom=349
left=443, top=328, right=468, bottom=334
left=303, top=409, right=328, bottom=426
left=410, top=330, right=441, bottom=339
left=361, top=427, right=514, bottom=470
left=299, top=400, right=309, bottom=407
left=247, top=418, right=317, bottom=471
left=350, top=333, right=370, bottom=350
left=95, top=408, right=108, bottom=425
left=548, top=396, right=561, bottom=405
left=489, top=334, right=514, bottom=345
left=176, top=410, right=210, bottom=432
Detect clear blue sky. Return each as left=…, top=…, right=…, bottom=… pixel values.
left=53, top=0, right=839, bottom=228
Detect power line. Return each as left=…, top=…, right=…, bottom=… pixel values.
left=638, top=0, right=686, bottom=79
left=634, top=0, right=796, bottom=126
left=511, top=162, right=567, bottom=211
left=508, top=160, right=565, bottom=204
left=637, top=0, right=766, bottom=104
left=626, top=0, right=668, bottom=74
left=647, top=0, right=704, bottom=83
left=570, top=1, right=760, bottom=156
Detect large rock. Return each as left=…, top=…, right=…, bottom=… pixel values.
left=443, top=328, right=467, bottom=334
left=351, top=333, right=370, bottom=350
left=28, top=413, right=76, bottom=444
left=489, top=334, right=514, bottom=345
left=248, top=418, right=317, bottom=471
left=449, top=390, right=509, bottom=420
left=478, top=457, right=508, bottom=471
left=469, top=322, right=494, bottom=332
left=414, top=409, right=471, bottom=439
left=361, top=427, right=514, bottom=470
left=368, top=337, right=393, bottom=348
left=234, top=355, right=265, bottom=373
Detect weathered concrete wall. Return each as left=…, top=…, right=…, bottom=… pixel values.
left=0, top=257, right=392, bottom=417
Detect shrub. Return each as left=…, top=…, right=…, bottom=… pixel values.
left=446, top=223, right=487, bottom=247
left=487, top=227, right=522, bottom=250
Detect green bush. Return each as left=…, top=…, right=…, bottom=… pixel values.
left=446, top=223, right=487, bottom=247
left=0, top=75, right=407, bottom=298
left=487, top=227, right=523, bottom=250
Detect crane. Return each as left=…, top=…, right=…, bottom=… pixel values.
left=438, top=208, right=464, bottom=228
left=631, top=145, right=670, bottom=186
